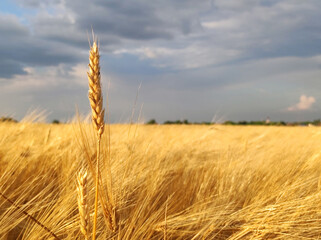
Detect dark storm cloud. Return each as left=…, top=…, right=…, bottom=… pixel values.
left=201, top=1, right=321, bottom=64
left=15, top=0, right=205, bottom=42
left=0, top=60, right=27, bottom=79
left=0, top=13, right=82, bottom=78
left=0, top=15, right=27, bottom=78
left=7, top=0, right=320, bottom=78
left=64, top=0, right=204, bottom=40
left=2, top=0, right=207, bottom=79
left=73, top=1, right=172, bottom=40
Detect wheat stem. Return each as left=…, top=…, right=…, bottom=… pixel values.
left=92, top=138, right=101, bottom=240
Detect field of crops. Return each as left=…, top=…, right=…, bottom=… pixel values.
left=1, top=123, right=321, bottom=239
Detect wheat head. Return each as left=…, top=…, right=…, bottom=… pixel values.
left=88, top=41, right=105, bottom=137
left=77, top=169, right=90, bottom=240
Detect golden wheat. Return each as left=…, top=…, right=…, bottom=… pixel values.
left=2, top=123, right=321, bottom=239
left=88, top=41, right=104, bottom=138
left=77, top=169, right=89, bottom=240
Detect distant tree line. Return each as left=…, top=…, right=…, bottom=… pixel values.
left=146, top=119, right=321, bottom=126
left=224, top=119, right=321, bottom=126
left=223, top=120, right=287, bottom=126
left=0, top=117, right=18, bottom=123
left=147, top=119, right=213, bottom=125
left=0, top=116, right=62, bottom=124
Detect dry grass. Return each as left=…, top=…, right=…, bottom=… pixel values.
left=1, top=123, right=321, bottom=239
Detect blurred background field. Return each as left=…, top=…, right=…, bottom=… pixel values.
left=1, top=123, right=321, bottom=239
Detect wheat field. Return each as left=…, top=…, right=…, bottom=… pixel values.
left=1, top=122, right=321, bottom=239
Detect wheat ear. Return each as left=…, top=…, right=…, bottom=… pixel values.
left=77, top=169, right=89, bottom=240
left=88, top=40, right=104, bottom=240
left=88, top=41, right=105, bottom=138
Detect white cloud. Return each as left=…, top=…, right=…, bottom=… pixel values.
left=114, top=47, right=173, bottom=59
left=287, top=95, right=316, bottom=111
left=113, top=45, right=240, bottom=70
left=0, top=64, right=82, bottom=91
left=201, top=19, right=239, bottom=29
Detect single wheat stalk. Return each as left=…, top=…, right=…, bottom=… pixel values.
left=88, top=40, right=104, bottom=240
left=77, top=169, right=90, bottom=240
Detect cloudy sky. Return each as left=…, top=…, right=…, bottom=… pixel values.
left=0, top=0, right=321, bottom=123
